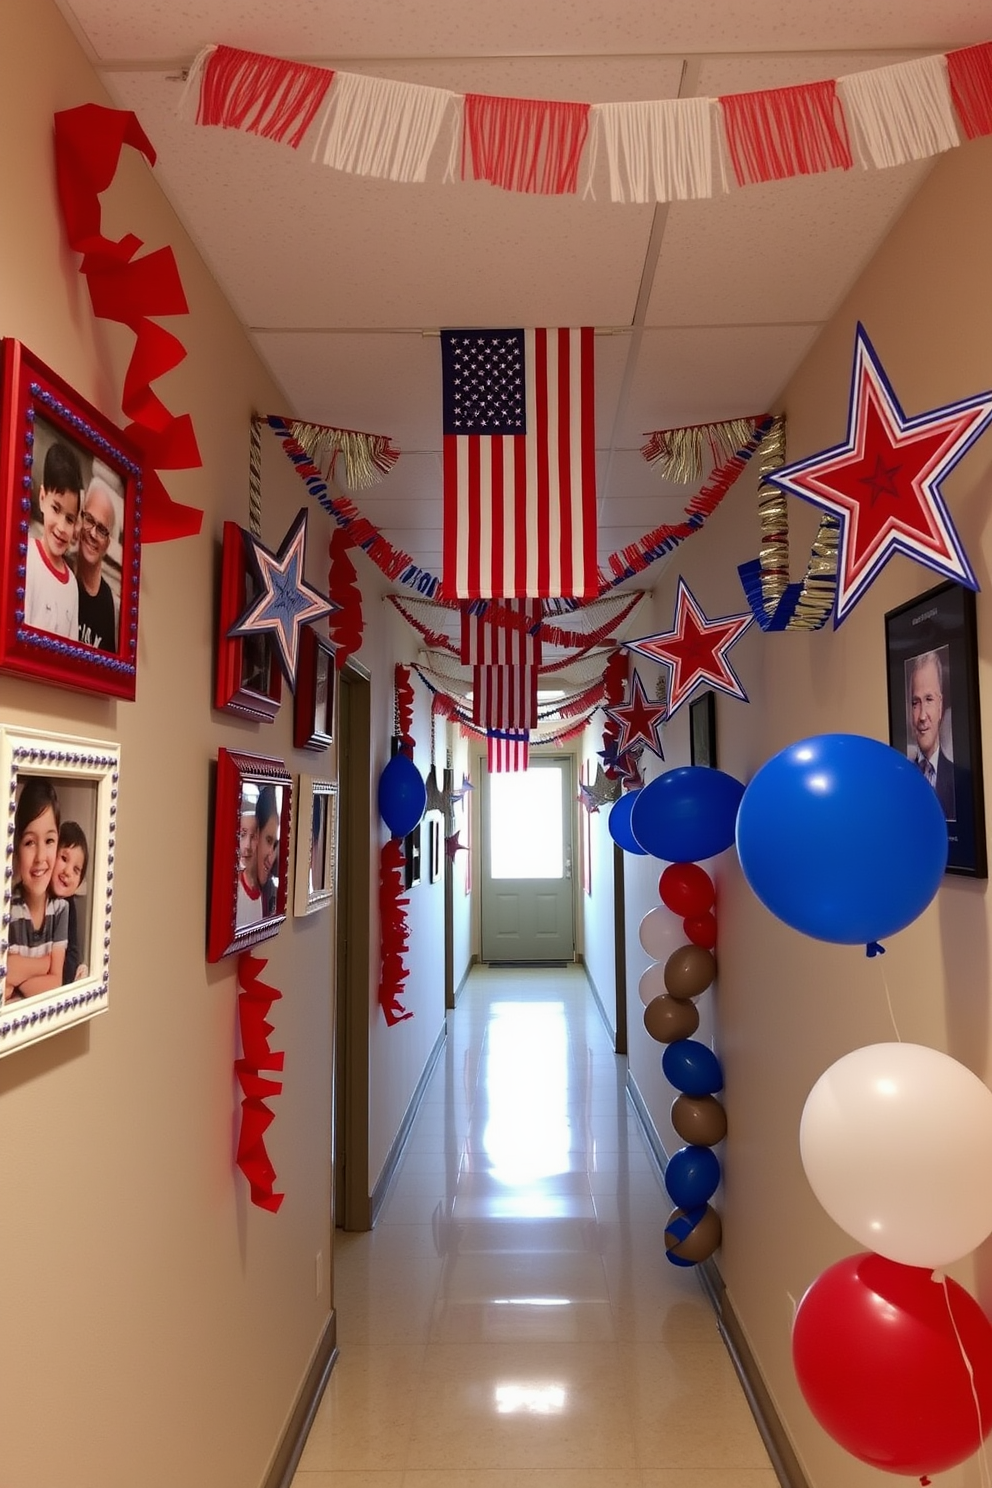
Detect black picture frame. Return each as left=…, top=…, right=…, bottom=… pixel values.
left=884, top=580, right=986, bottom=878
left=689, top=691, right=717, bottom=768
left=403, top=823, right=422, bottom=890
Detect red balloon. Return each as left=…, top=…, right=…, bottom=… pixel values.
left=659, top=862, right=715, bottom=918
left=683, top=912, right=717, bottom=949
left=792, top=1252, right=992, bottom=1476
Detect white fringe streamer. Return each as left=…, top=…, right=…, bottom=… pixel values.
left=313, top=71, right=455, bottom=182
left=587, top=96, right=715, bottom=203
left=837, top=55, right=960, bottom=169
left=177, top=45, right=217, bottom=119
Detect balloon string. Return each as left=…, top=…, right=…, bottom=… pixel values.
left=878, top=963, right=903, bottom=1042
left=935, top=1272, right=992, bottom=1488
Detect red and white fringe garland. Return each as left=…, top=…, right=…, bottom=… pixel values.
left=378, top=838, right=414, bottom=1026
left=461, top=94, right=590, bottom=195
left=188, top=43, right=333, bottom=148
left=235, top=952, right=285, bottom=1212
left=184, top=40, right=992, bottom=200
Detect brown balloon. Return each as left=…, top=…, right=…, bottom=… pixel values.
left=665, top=1203, right=722, bottom=1263
left=671, top=1093, right=728, bottom=1147
left=663, top=943, right=716, bottom=1000
left=643, top=994, right=699, bottom=1044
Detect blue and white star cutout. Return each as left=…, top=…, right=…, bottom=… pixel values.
left=228, top=508, right=334, bottom=687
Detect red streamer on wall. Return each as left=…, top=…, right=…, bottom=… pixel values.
left=327, top=527, right=364, bottom=667
left=395, top=664, right=416, bottom=754
left=462, top=93, right=590, bottom=194
left=196, top=44, right=334, bottom=148
left=947, top=42, right=992, bottom=139
left=234, top=952, right=285, bottom=1213
left=600, top=648, right=629, bottom=777
left=719, top=80, right=853, bottom=186
left=378, top=838, right=414, bottom=1026
left=53, top=104, right=204, bottom=541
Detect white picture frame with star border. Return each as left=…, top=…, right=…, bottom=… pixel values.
left=885, top=579, right=986, bottom=879
left=0, top=725, right=119, bottom=1058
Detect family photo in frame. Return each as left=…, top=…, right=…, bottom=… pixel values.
left=208, top=749, right=292, bottom=961
left=885, top=579, right=987, bottom=878
left=0, top=726, right=119, bottom=1057
left=0, top=340, right=142, bottom=699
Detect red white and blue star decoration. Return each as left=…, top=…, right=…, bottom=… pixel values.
left=763, top=323, right=992, bottom=625
left=229, top=508, right=335, bottom=686
left=625, top=577, right=753, bottom=719
left=602, top=669, right=667, bottom=760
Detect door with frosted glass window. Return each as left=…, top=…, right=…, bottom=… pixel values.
left=480, top=758, right=575, bottom=962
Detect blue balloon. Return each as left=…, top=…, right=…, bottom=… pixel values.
left=607, top=790, right=648, bottom=854
left=662, top=1039, right=724, bottom=1096
left=735, top=733, right=948, bottom=945
left=665, top=1144, right=722, bottom=1208
left=377, top=752, right=427, bottom=838
left=629, top=766, right=745, bottom=862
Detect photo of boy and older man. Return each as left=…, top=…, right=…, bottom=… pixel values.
left=23, top=419, right=123, bottom=654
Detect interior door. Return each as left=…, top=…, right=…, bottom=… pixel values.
left=480, top=757, right=575, bottom=962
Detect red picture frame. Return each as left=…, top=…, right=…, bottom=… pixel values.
left=207, top=748, right=292, bottom=962
left=0, top=339, right=143, bottom=699
left=293, top=624, right=336, bottom=750
left=214, top=520, right=282, bottom=722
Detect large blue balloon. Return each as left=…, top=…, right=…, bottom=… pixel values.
left=378, top=752, right=427, bottom=838
left=630, top=766, right=744, bottom=862
left=735, top=733, right=948, bottom=945
left=662, top=1039, right=724, bottom=1095
left=665, top=1144, right=722, bottom=1208
left=607, top=790, right=648, bottom=854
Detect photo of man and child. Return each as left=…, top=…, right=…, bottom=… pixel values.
left=23, top=417, right=124, bottom=655
left=235, top=782, right=283, bottom=929
left=5, top=772, right=95, bottom=1004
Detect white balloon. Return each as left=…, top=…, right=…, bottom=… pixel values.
left=638, top=907, right=683, bottom=963
left=638, top=962, right=668, bottom=1007
left=800, top=1042, right=992, bottom=1268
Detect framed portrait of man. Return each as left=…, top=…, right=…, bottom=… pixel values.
left=885, top=580, right=986, bottom=878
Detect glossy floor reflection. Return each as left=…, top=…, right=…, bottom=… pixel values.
left=293, top=965, right=778, bottom=1488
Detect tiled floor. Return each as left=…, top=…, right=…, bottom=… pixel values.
left=292, top=964, right=778, bottom=1488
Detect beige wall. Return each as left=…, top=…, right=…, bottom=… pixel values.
left=622, top=134, right=992, bottom=1488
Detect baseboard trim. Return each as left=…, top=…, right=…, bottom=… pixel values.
left=262, top=1309, right=338, bottom=1488
left=370, top=1020, right=447, bottom=1225
left=579, top=959, right=617, bottom=1044
left=625, top=1069, right=807, bottom=1488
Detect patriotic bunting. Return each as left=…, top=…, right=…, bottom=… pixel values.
left=460, top=599, right=542, bottom=664
left=183, top=40, right=992, bottom=198
left=472, top=664, right=538, bottom=731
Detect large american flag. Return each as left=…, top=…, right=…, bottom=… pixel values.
left=441, top=328, right=598, bottom=600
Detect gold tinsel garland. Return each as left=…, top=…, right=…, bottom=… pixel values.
left=289, top=420, right=401, bottom=490
left=641, top=417, right=761, bottom=483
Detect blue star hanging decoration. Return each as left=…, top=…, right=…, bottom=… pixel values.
left=228, top=508, right=334, bottom=687
left=763, top=324, right=992, bottom=625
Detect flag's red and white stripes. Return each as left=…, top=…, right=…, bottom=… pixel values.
left=460, top=599, right=542, bottom=663
left=443, top=327, right=597, bottom=601
left=472, top=664, right=538, bottom=730
left=487, top=730, right=530, bottom=773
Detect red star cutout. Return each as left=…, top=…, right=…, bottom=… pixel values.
left=765, top=324, right=991, bottom=624
left=625, top=578, right=752, bottom=719
left=444, top=832, right=467, bottom=860
left=602, top=671, right=666, bottom=760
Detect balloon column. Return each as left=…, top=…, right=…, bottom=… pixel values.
left=638, top=859, right=726, bottom=1268
left=735, top=734, right=992, bottom=1475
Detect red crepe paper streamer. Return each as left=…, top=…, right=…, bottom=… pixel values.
left=947, top=42, right=992, bottom=140
left=196, top=44, right=334, bottom=149
left=395, top=664, right=416, bottom=755
left=462, top=93, right=590, bottom=194
left=235, top=952, right=285, bottom=1213
left=719, top=80, right=853, bottom=186
left=53, top=104, right=203, bottom=541
left=378, top=838, right=414, bottom=1026
left=327, top=526, right=364, bottom=668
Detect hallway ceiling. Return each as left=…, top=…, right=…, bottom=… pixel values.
left=54, top=2, right=990, bottom=665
